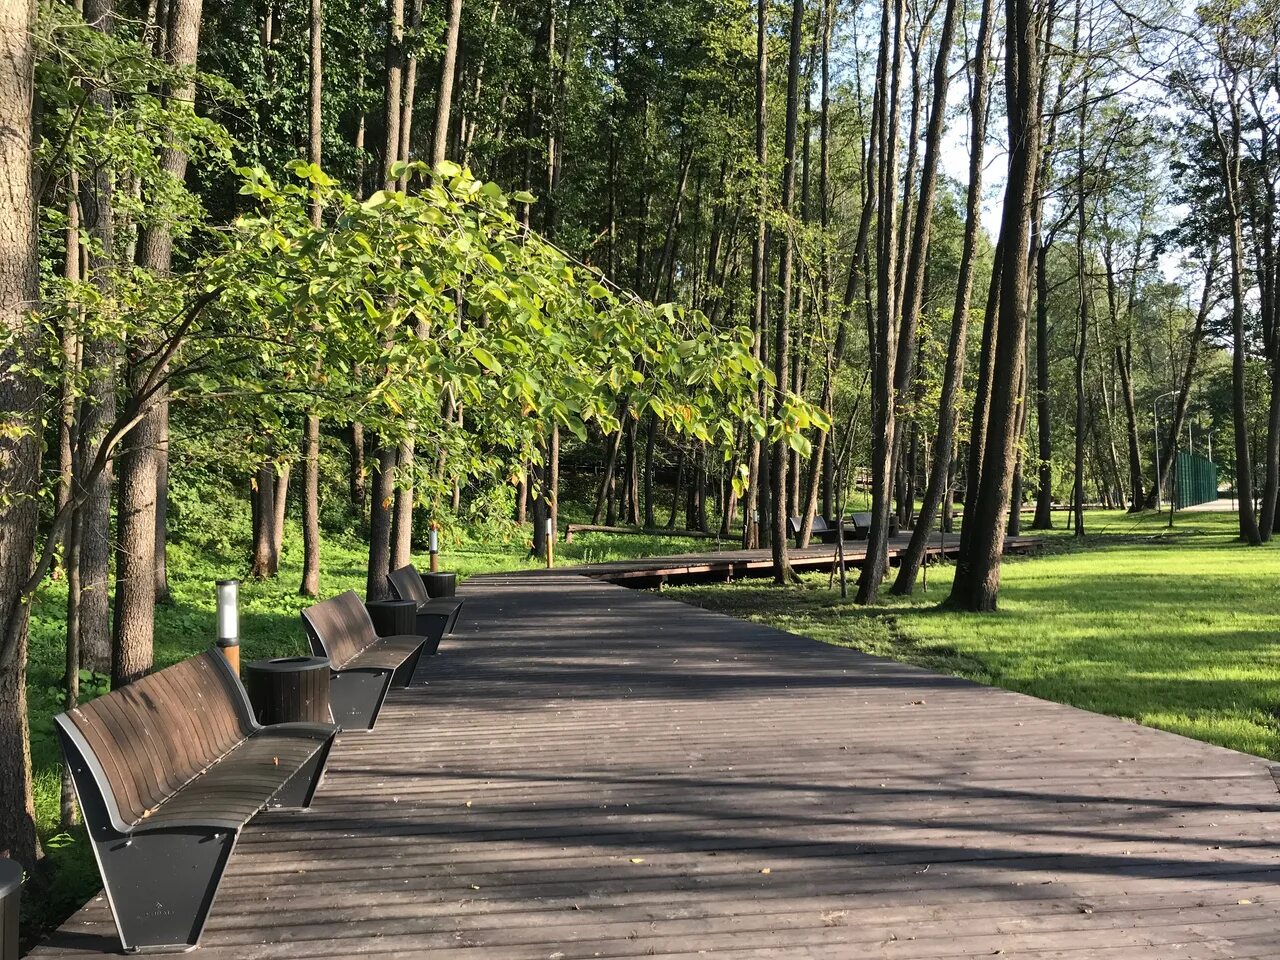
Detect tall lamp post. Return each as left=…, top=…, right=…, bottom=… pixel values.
left=1153, top=390, right=1178, bottom=510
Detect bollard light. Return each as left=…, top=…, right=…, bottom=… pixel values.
left=428, top=525, right=440, bottom=573
left=1, top=858, right=20, bottom=960
left=545, top=517, right=554, bottom=569
left=215, top=579, right=241, bottom=675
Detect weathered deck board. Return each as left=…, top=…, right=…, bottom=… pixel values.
left=29, top=571, right=1280, bottom=959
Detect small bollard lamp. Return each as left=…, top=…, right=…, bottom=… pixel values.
left=215, top=579, right=241, bottom=675
left=545, top=517, right=555, bottom=569
left=428, top=524, right=440, bottom=573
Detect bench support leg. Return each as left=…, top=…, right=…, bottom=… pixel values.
left=270, top=735, right=335, bottom=810
left=97, top=828, right=237, bottom=952
left=413, top=612, right=449, bottom=657
left=330, top=669, right=394, bottom=731
left=392, top=641, right=429, bottom=688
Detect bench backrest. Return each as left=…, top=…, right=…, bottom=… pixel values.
left=811, top=516, right=832, bottom=533
left=388, top=564, right=428, bottom=606
left=58, top=651, right=253, bottom=827
left=301, top=590, right=378, bottom=669
left=850, top=513, right=873, bottom=529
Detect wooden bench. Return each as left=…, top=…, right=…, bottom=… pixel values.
left=849, top=512, right=900, bottom=539
left=54, top=650, right=336, bottom=952
left=787, top=515, right=843, bottom=547
left=388, top=564, right=464, bottom=646
left=301, top=590, right=431, bottom=731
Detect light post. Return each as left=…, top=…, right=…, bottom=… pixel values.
left=215, top=579, right=240, bottom=674
left=1153, top=391, right=1177, bottom=510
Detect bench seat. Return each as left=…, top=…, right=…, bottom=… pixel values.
left=129, top=722, right=335, bottom=831
left=55, top=650, right=336, bottom=952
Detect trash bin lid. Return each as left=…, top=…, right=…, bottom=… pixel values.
left=244, top=655, right=330, bottom=674
left=0, top=858, right=21, bottom=899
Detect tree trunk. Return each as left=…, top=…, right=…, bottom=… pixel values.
left=116, top=0, right=204, bottom=686
left=948, top=0, right=1042, bottom=610
left=76, top=0, right=117, bottom=671
left=433, top=0, right=464, bottom=165
left=271, top=461, right=290, bottom=572
left=1072, top=75, right=1089, bottom=538
left=643, top=414, right=658, bottom=528
left=368, top=0, right=405, bottom=586
left=0, top=0, right=43, bottom=870
left=367, top=442, right=397, bottom=599
left=300, top=0, right=322, bottom=597
left=349, top=421, right=366, bottom=515
left=154, top=400, right=171, bottom=601
left=770, top=0, right=806, bottom=584
left=742, top=0, right=768, bottom=552
left=251, top=462, right=277, bottom=579
left=1031, top=231, right=1054, bottom=528
left=856, top=0, right=906, bottom=604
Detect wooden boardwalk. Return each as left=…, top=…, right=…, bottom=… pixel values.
left=562, top=532, right=1040, bottom=586
left=31, top=571, right=1280, bottom=959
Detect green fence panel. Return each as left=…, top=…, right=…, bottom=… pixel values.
left=1174, top=451, right=1217, bottom=509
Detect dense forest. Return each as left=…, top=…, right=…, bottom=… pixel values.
left=4, top=0, right=1280, bottom=890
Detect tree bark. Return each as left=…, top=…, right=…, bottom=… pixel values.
left=0, top=0, right=43, bottom=870
left=770, top=0, right=806, bottom=583
left=116, top=0, right=204, bottom=686
left=742, top=0, right=768, bottom=551
left=74, top=0, right=120, bottom=670
left=856, top=0, right=906, bottom=604
left=949, top=0, right=1042, bottom=610
left=300, top=0, right=323, bottom=597
left=433, top=0, right=464, bottom=165
left=366, top=442, right=397, bottom=599
left=369, top=0, right=404, bottom=586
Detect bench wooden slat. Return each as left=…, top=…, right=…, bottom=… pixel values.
left=301, top=590, right=378, bottom=670
left=64, top=654, right=254, bottom=826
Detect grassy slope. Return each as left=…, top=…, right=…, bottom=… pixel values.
left=668, top=509, right=1280, bottom=761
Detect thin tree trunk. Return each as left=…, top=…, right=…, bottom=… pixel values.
left=367, top=442, right=397, bottom=599
left=433, top=0, right=464, bottom=165
left=271, top=461, right=290, bottom=572
left=116, top=0, right=204, bottom=687
left=300, top=0, right=323, bottom=596
left=369, top=0, right=405, bottom=585
left=76, top=0, right=116, bottom=668
left=251, top=461, right=277, bottom=578
left=856, top=0, right=906, bottom=604
left=770, top=0, right=806, bottom=584
left=743, top=0, right=768, bottom=551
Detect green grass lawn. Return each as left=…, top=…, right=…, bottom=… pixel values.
left=669, top=508, right=1280, bottom=761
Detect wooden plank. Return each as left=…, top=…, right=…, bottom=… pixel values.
left=30, top=570, right=1280, bottom=959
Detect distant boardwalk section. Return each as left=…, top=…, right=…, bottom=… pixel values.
left=31, top=571, right=1280, bottom=959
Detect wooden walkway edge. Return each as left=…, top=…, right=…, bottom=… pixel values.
left=560, top=533, right=1040, bottom=586
left=29, top=571, right=1280, bottom=959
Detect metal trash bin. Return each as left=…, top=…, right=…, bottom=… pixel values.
left=1, top=858, right=20, bottom=960
left=420, top=571, right=458, bottom=598
left=365, top=599, right=416, bottom=637
left=243, top=656, right=332, bottom=725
